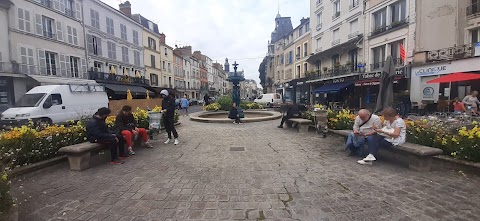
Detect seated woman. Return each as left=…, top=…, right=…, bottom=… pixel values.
left=115, top=105, right=153, bottom=155
left=452, top=97, right=467, bottom=114
left=228, top=103, right=241, bottom=124
left=357, top=107, right=407, bottom=165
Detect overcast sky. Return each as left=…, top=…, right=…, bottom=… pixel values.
left=103, top=0, right=309, bottom=88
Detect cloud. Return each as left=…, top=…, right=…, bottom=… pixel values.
left=102, top=0, right=309, bottom=87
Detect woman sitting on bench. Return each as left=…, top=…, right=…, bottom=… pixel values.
left=115, top=105, right=153, bottom=155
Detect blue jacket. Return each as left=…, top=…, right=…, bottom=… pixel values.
left=181, top=98, right=189, bottom=108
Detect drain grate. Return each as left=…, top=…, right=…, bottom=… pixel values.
left=230, top=147, right=245, bottom=151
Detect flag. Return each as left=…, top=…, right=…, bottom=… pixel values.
left=127, top=89, right=133, bottom=100
left=400, top=44, right=406, bottom=64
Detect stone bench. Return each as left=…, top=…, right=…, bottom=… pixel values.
left=286, top=118, right=313, bottom=133
left=58, top=142, right=111, bottom=171
left=332, top=130, right=443, bottom=172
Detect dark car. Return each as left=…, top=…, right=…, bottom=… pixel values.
left=175, top=99, right=181, bottom=109
left=189, top=99, right=200, bottom=106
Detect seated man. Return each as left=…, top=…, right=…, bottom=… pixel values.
left=86, top=107, right=127, bottom=165
left=277, top=101, right=301, bottom=128
left=345, top=109, right=382, bottom=156
left=115, top=105, right=153, bottom=155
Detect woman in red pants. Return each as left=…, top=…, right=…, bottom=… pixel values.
left=115, top=105, right=153, bottom=155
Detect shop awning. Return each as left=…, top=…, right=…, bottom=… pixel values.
left=103, top=83, right=153, bottom=95
left=427, top=72, right=480, bottom=83
left=314, top=81, right=354, bottom=93
left=29, top=75, right=99, bottom=85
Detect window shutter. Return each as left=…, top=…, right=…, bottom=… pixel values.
left=96, top=37, right=102, bottom=56
left=25, top=10, right=31, bottom=33
left=67, top=26, right=73, bottom=44
left=35, top=13, right=42, bottom=35
left=18, top=8, right=24, bottom=31
left=56, top=21, right=63, bottom=41
left=53, top=0, right=60, bottom=11
left=66, top=56, right=71, bottom=77
left=37, top=49, right=46, bottom=75
left=72, top=28, right=78, bottom=45
left=59, top=0, right=65, bottom=13
left=75, top=1, right=81, bottom=20
left=59, top=54, right=66, bottom=76
left=86, top=34, right=93, bottom=54
left=81, top=58, right=86, bottom=78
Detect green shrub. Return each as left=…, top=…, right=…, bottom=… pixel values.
left=216, top=96, right=233, bottom=111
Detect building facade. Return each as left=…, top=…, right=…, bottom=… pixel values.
left=132, top=13, right=163, bottom=91
left=5, top=0, right=89, bottom=108
left=83, top=0, right=149, bottom=99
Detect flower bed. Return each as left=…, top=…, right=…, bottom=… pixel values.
left=327, top=109, right=480, bottom=163
left=205, top=96, right=264, bottom=112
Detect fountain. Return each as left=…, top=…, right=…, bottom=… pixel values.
left=189, top=59, right=281, bottom=123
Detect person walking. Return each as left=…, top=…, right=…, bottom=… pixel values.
left=463, top=91, right=480, bottom=115
left=180, top=95, right=189, bottom=116
left=115, top=105, right=153, bottom=155
left=277, top=101, right=300, bottom=128
left=160, top=90, right=179, bottom=145
left=86, top=107, right=128, bottom=165
left=228, top=102, right=241, bottom=124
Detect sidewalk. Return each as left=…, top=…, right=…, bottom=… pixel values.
left=11, top=117, right=480, bottom=220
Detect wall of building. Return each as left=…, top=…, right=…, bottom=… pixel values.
left=143, top=29, right=161, bottom=87
left=0, top=6, right=10, bottom=63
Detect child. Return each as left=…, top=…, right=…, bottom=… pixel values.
left=228, top=103, right=241, bottom=124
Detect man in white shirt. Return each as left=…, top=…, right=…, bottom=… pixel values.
left=345, top=109, right=382, bottom=156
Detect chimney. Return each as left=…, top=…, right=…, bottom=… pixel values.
left=119, top=1, right=132, bottom=18
left=159, top=33, right=166, bottom=44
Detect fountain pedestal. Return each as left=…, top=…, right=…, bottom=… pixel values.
left=228, top=61, right=245, bottom=118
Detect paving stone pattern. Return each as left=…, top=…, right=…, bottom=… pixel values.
left=11, top=117, right=480, bottom=220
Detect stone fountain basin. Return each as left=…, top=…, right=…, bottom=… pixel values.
left=190, top=110, right=282, bottom=123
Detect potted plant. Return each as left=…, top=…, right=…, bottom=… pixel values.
left=334, top=62, right=341, bottom=68
left=323, top=67, right=328, bottom=72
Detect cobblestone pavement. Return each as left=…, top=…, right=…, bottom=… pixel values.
left=11, top=116, right=480, bottom=221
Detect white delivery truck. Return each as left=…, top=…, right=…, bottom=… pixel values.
left=254, top=93, right=283, bottom=107
left=1, top=84, right=108, bottom=126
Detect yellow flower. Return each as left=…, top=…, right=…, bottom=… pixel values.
left=452, top=137, right=458, bottom=142
left=473, top=121, right=478, bottom=125
left=468, top=135, right=474, bottom=139
left=1, top=173, right=7, bottom=182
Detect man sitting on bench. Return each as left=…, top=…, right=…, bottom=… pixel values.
left=86, top=107, right=128, bottom=165
left=278, top=101, right=303, bottom=128
left=115, top=105, right=153, bottom=155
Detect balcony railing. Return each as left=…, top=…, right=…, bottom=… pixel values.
left=348, top=31, right=360, bottom=39
left=370, top=18, right=409, bottom=37
left=332, top=12, right=340, bottom=20
left=295, top=54, right=300, bottom=60
left=427, top=42, right=478, bottom=62
left=1, top=62, right=88, bottom=79
left=40, top=0, right=52, bottom=8
left=307, top=64, right=362, bottom=80
left=332, top=39, right=340, bottom=46
left=370, top=58, right=404, bottom=71
left=316, top=23, right=322, bottom=31
left=467, top=2, right=480, bottom=17
left=315, top=47, right=323, bottom=53
left=64, top=9, right=75, bottom=18
left=349, top=0, right=360, bottom=10
left=88, top=71, right=150, bottom=85
left=43, top=30, right=56, bottom=39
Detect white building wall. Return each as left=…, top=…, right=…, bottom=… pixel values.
left=83, top=0, right=144, bottom=77
left=9, top=0, right=87, bottom=78
left=0, top=6, right=10, bottom=64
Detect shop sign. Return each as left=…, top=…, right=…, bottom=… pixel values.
left=354, top=80, right=399, bottom=87
left=322, top=75, right=359, bottom=84
left=360, top=67, right=407, bottom=80
left=415, top=65, right=448, bottom=77
left=475, top=42, right=480, bottom=57
left=422, top=87, right=435, bottom=99
left=296, top=81, right=304, bottom=86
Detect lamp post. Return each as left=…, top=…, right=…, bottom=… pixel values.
left=228, top=61, right=245, bottom=116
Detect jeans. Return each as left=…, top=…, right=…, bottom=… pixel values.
left=96, top=134, right=126, bottom=161
left=346, top=132, right=384, bottom=155
left=121, top=128, right=149, bottom=147
left=164, top=117, right=178, bottom=139
left=367, top=136, right=393, bottom=155
left=400, top=104, right=411, bottom=118
left=182, top=107, right=188, bottom=115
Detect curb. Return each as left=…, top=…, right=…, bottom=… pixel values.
left=189, top=111, right=282, bottom=123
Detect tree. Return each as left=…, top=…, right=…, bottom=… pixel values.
left=258, top=57, right=267, bottom=88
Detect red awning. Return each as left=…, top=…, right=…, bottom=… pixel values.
left=427, top=72, right=480, bottom=83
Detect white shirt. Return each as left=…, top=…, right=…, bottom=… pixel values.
left=382, top=118, right=406, bottom=146
left=353, top=114, right=382, bottom=135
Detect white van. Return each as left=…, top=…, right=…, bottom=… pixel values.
left=1, top=84, right=108, bottom=126
left=254, top=93, right=283, bottom=107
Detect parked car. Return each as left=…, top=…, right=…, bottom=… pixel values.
left=189, top=99, right=200, bottom=105
left=175, top=99, right=182, bottom=109
left=1, top=84, right=108, bottom=126
left=254, top=93, right=283, bottom=108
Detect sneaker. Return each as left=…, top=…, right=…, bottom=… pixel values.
left=174, top=138, right=179, bottom=145
left=164, top=138, right=171, bottom=144
left=233, top=121, right=236, bottom=124
left=357, top=160, right=373, bottom=165
left=110, top=159, right=124, bottom=165
left=144, top=142, right=153, bottom=148
left=277, top=125, right=283, bottom=128
left=363, top=154, right=376, bottom=162
left=128, top=150, right=135, bottom=155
